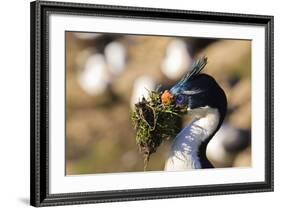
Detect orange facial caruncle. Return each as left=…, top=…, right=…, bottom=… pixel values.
left=161, top=90, right=173, bottom=106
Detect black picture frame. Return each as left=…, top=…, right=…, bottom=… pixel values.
left=30, top=0, right=274, bottom=207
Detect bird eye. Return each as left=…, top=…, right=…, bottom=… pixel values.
left=176, top=94, right=186, bottom=105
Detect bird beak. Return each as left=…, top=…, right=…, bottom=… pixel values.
left=161, top=90, right=173, bottom=106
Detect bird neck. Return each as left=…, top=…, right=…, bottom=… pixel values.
left=165, top=107, right=220, bottom=171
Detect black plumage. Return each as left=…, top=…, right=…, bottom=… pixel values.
left=168, top=57, right=227, bottom=168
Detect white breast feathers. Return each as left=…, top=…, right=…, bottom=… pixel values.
left=164, top=107, right=220, bottom=171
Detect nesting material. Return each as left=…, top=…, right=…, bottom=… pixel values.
left=131, top=89, right=187, bottom=169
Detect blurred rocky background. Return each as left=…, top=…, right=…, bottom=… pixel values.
left=66, top=32, right=251, bottom=175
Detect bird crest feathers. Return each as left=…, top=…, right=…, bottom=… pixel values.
left=177, top=57, right=208, bottom=86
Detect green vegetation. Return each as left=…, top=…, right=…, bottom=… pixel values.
left=131, top=89, right=187, bottom=169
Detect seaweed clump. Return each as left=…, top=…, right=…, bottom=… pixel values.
left=131, top=89, right=187, bottom=170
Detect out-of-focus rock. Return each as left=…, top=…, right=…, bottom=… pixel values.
left=112, top=37, right=170, bottom=101
left=223, top=130, right=250, bottom=153
left=66, top=32, right=83, bottom=75
left=74, top=32, right=101, bottom=40
left=66, top=161, right=75, bottom=175
left=128, top=36, right=171, bottom=66
left=233, top=147, right=251, bottom=167
left=120, top=150, right=138, bottom=168
left=198, top=40, right=251, bottom=80
left=229, top=101, right=251, bottom=129
left=66, top=117, right=94, bottom=160
left=66, top=104, right=135, bottom=161
left=228, top=79, right=251, bottom=108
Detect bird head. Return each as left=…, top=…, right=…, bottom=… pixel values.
left=162, top=57, right=227, bottom=120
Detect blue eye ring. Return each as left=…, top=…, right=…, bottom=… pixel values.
left=176, top=94, right=186, bottom=105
